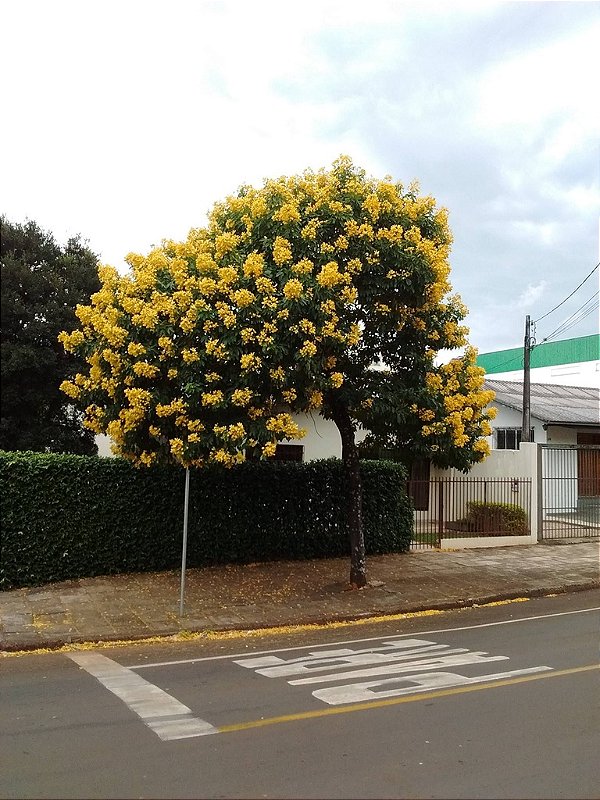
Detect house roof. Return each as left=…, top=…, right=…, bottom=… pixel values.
left=485, top=380, right=600, bottom=426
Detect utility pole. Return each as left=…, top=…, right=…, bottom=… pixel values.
left=521, top=315, right=532, bottom=442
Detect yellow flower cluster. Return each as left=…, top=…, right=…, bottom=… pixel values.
left=283, top=279, right=303, bottom=299
left=273, top=203, right=301, bottom=224
left=299, top=341, right=317, bottom=358
left=273, top=236, right=292, bottom=265
left=201, top=390, right=224, bottom=406
left=240, top=353, right=262, bottom=371
left=316, top=261, right=345, bottom=288
left=156, top=399, right=187, bottom=417
left=262, top=442, right=277, bottom=457
left=57, top=156, right=472, bottom=470
left=182, top=348, right=200, bottom=363
left=60, top=380, right=81, bottom=399
left=265, top=413, right=305, bottom=439
left=133, top=361, right=160, bottom=378
left=232, top=289, right=255, bottom=308
left=243, top=253, right=264, bottom=278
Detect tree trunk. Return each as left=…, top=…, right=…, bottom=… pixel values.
left=330, top=399, right=367, bottom=588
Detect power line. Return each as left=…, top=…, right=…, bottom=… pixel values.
left=539, top=291, right=599, bottom=343
left=537, top=290, right=599, bottom=345
left=542, top=299, right=598, bottom=344
left=533, top=261, right=599, bottom=324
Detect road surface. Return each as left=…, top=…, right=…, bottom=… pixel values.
left=2, top=589, right=599, bottom=799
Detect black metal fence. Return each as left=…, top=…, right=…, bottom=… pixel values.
left=408, top=478, right=532, bottom=549
left=541, top=445, right=600, bottom=541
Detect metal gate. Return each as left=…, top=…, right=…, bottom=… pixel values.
left=409, top=477, right=532, bottom=549
left=540, top=444, right=600, bottom=541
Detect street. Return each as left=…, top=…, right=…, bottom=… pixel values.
left=2, top=590, right=599, bottom=799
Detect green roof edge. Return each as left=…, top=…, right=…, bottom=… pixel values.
left=476, top=334, right=600, bottom=373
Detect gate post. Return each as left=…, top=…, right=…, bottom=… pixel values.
left=518, top=442, right=539, bottom=544
left=537, top=444, right=543, bottom=542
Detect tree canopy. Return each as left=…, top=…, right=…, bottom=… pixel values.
left=59, top=157, right=495, bottom=584
left=1, top=217, right=100, bottom=454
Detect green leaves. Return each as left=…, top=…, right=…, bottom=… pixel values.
left=0, top=452, right=411, bottom=589
left=0, top=217, right=100, bottom=454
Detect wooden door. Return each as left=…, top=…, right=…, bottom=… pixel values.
left=577, top=433, right=600, bottom=496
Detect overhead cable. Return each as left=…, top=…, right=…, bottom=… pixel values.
left=537, top=290, right=599, bottom=345
left=533, top=262, right=599, bottom=324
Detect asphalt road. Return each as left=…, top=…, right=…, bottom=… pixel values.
left=2, top=590, right=599, bottom=799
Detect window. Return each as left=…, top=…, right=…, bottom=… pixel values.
left=495, top=428, right=534, bottom=450
left=273, top=444, right=304, bottom=462
left=245, top=444, right=304, bottom=462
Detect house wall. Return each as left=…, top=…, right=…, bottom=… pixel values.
left=282, top=412, right=368, bottom=461
left=545, top=426, right=578, bottom=445
left=488, top=409, right=597, bottom=514
left=95, top=413, right=367, bottom=461
left=421, top=443, right=539, bottom=545
left=96, top=433, right=112, bottom=457
left=487, top=403, right=547, bottom=447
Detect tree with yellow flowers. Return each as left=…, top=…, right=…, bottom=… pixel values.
left=60, top=157, right=494, bottom=587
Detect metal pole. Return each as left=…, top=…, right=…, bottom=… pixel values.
left=521, top=315, right=532, bottom=442
left=179, top=467, right=190, bottom=617
left=437, top=480, right=444, bottom=539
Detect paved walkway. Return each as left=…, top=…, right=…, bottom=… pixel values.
left=1, top=541, right=598, bottom=652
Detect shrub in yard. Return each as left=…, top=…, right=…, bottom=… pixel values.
left=462, top=501, right=528, bottom=535
left=0, top=451, right=412, bottom=589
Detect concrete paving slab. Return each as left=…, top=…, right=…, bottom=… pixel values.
left=1, top=541, right=598, bottom=651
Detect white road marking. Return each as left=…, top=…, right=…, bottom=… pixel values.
left=233, top=633, right=555, bottom=706
left=68, top=653, right=218, bottom=740
left=289, top=652, right=510, bottom=686
left=127, top=605, right=600, bottom=670
left=312, top=666, right=553, bottom=705
left=235, top=640, right=469, bottom=678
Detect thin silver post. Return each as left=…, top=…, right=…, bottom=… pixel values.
left=179, top=467, right=190, bottom=617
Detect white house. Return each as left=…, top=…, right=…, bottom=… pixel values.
left=96, top=413, right=367, bottom=461
left=485, top=380, right=600, bottom=449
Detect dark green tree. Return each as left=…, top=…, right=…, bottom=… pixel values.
left=1, top=217, right=101, bottom=453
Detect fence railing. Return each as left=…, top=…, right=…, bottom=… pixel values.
left=408, top=478, right=532, bottom=549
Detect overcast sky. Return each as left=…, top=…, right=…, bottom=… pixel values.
left=2, top=0, right=599, bottom=354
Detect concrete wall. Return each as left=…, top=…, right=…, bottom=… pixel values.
left=96, top=433, right=112, bottom=457
left=418, top=443, right=540, bottom=548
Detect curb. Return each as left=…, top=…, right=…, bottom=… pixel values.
left=2, top=580, right=598, bottom=655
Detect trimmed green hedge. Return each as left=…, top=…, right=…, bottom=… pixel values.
left=0, top=452, right=412, bottom=589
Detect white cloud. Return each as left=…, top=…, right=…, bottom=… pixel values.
left=475, top=25, right=600, bottom=138
left=518, top=281, right=547, bottom=308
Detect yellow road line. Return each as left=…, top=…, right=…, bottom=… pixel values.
left=218, top=663, right=600, bottom=734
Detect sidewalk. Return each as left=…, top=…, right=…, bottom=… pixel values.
left=1, top=541, right=598, bottom=652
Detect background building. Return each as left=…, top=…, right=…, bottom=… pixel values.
left=476, top=334, right=600, bottom=388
